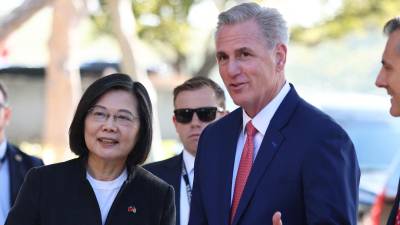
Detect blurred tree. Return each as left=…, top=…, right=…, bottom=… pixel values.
left=291, top=0, right=400, bottom=45
left=0, top=0, right=84, bottom=162
left=133, top=0, right=194, bottom=74
left=0, top=0, right=52, bottom=41
left=105, top=0, right=163, bottom=161
left=90, top=0, right=228, bottom=77
left=44, top=0, right=85, bottom=162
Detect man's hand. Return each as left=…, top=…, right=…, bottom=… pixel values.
left=272, top=211, right=282, bottom=225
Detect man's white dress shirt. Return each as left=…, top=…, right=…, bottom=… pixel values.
left=230, top=82, right=290, bottom=202
left=180, top=149, right=195, bottom=225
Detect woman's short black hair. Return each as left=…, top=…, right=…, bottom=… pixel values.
left=69, top=73, right=153, bottom=166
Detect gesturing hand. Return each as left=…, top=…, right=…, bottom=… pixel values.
left=272, top=211, right=283, bottom=225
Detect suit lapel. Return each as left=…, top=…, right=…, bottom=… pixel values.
left=219, top=109, right=243, bottom=225
left=6, top=144, right=24, bottom=206
left=232, top=85, right=300, bottom=225
left=169, top=154, right=183, bottom=225
left=75, top=157, right=103, bottom=225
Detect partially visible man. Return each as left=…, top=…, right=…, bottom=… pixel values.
left=0, top=81, right=43, bottom=225
left=144, top=77, right=227, bottom=225
left=375, top=16, right=400, bottom=225
left=188, top=2, right=360, bottom=225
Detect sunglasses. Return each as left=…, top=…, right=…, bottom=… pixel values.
left=174, top=107, right=223, bottom=124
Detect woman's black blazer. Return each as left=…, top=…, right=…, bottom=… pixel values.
left=5, top=157, right=175, bottom=225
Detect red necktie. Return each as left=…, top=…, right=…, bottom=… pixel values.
left=395, top=208, right=400, bottom=225
left=230, top=121, right=257, bottom=223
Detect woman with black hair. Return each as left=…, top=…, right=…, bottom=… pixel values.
left=5, top=73, right=175, bottom=225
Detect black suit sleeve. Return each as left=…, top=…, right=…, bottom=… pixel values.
left=161, top=185, right=176, bottom=225
left=5, top=167, right=41, bottom=225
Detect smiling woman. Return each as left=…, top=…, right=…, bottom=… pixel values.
left=5, top=73, right=175, bottom=225
left=84, top=89, right=141, bottom=180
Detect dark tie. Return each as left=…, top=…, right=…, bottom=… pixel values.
left=230, top=121, right=257, bottom=223
left=395, top=208, right=400, bottom=225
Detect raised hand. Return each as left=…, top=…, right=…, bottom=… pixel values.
left=272, top=211, right=283, bottom=225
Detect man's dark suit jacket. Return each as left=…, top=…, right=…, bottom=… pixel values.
left=5, top=157, right=175, bottom=225
left=188, top=85, right=360, bottom=225
left=386, top=179, right=400, bottom=225
left=144, top=154, right=183, bottom=225
left=5, top=143, right=43, bottom=206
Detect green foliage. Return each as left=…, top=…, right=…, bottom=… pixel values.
left=89, top=0, right=196, bottom=53
left=88, top=0, right=203, bottom=72
left=133, top=0, right=197, bottom=67
left=89, top=0, right=113, bottom=37
left=291, top=0, right=400, bottom=45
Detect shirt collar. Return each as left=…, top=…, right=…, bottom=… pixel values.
left=182, top=149, right=195, bottom=174
left=242, top=82, right=290, bottom=135
left=0, top=139, right=7, bottom=161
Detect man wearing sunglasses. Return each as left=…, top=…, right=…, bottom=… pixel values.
left=144, top=77, right=227, bottom=225
left=188, top=3, right=360, bottom=225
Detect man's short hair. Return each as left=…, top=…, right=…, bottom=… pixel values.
left=173, top=77, right=226, bottom=109
left=0, top=81, right=8, bottom=103
left=216, top=2, right=289, bottom=49
left=384, top=16, right=400, bottom=35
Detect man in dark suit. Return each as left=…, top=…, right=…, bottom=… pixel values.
left=188, top=3, right=360, bottom=225
left=375, top=16, right=400, bottom=225
left=0, top=82, right=43, bottom=224
left=145, top=77, right=227, bottom=225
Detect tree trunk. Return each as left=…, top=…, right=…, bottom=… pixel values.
left=0, top=0, right=53, bottom=41
left=106, top=0, right=163, bottom=162
left=194, top=38, right=216, bottom=78
left=193, top=0, right=228, bottom=77
left=43, top=0, right=85, bottom=162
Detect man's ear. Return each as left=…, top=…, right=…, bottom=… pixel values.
left=275, top=44, right=287, bottom=71
left=3, top=107, right=12, bottom=126
left=172, top=115, right=179, bottom=131
left=217, top=110, right=229, bottom=119
left=172, top=115, right=176, bottom=123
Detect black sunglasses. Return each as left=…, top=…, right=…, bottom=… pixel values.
left=174, top=107, right=223, bottom=124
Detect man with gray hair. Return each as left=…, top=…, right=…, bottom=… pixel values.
left=375, top=16, right=400, bottom=225
left=188, top=2, right=360, bottom=225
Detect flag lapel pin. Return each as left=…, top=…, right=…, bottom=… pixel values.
left=127, top=206, right=137, bottom=214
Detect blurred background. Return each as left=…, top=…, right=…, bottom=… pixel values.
left=1, top=0, right=400, bottom=224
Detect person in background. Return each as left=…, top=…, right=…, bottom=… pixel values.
left=5, top=73, right=175, bottom=225
left=375, top=16, right=400, bottom=225
left=188, top=2, right=360, bottom=225
left=144, top=77, right=227, bottom=225
left=0, top=81, right=43, bottom=225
